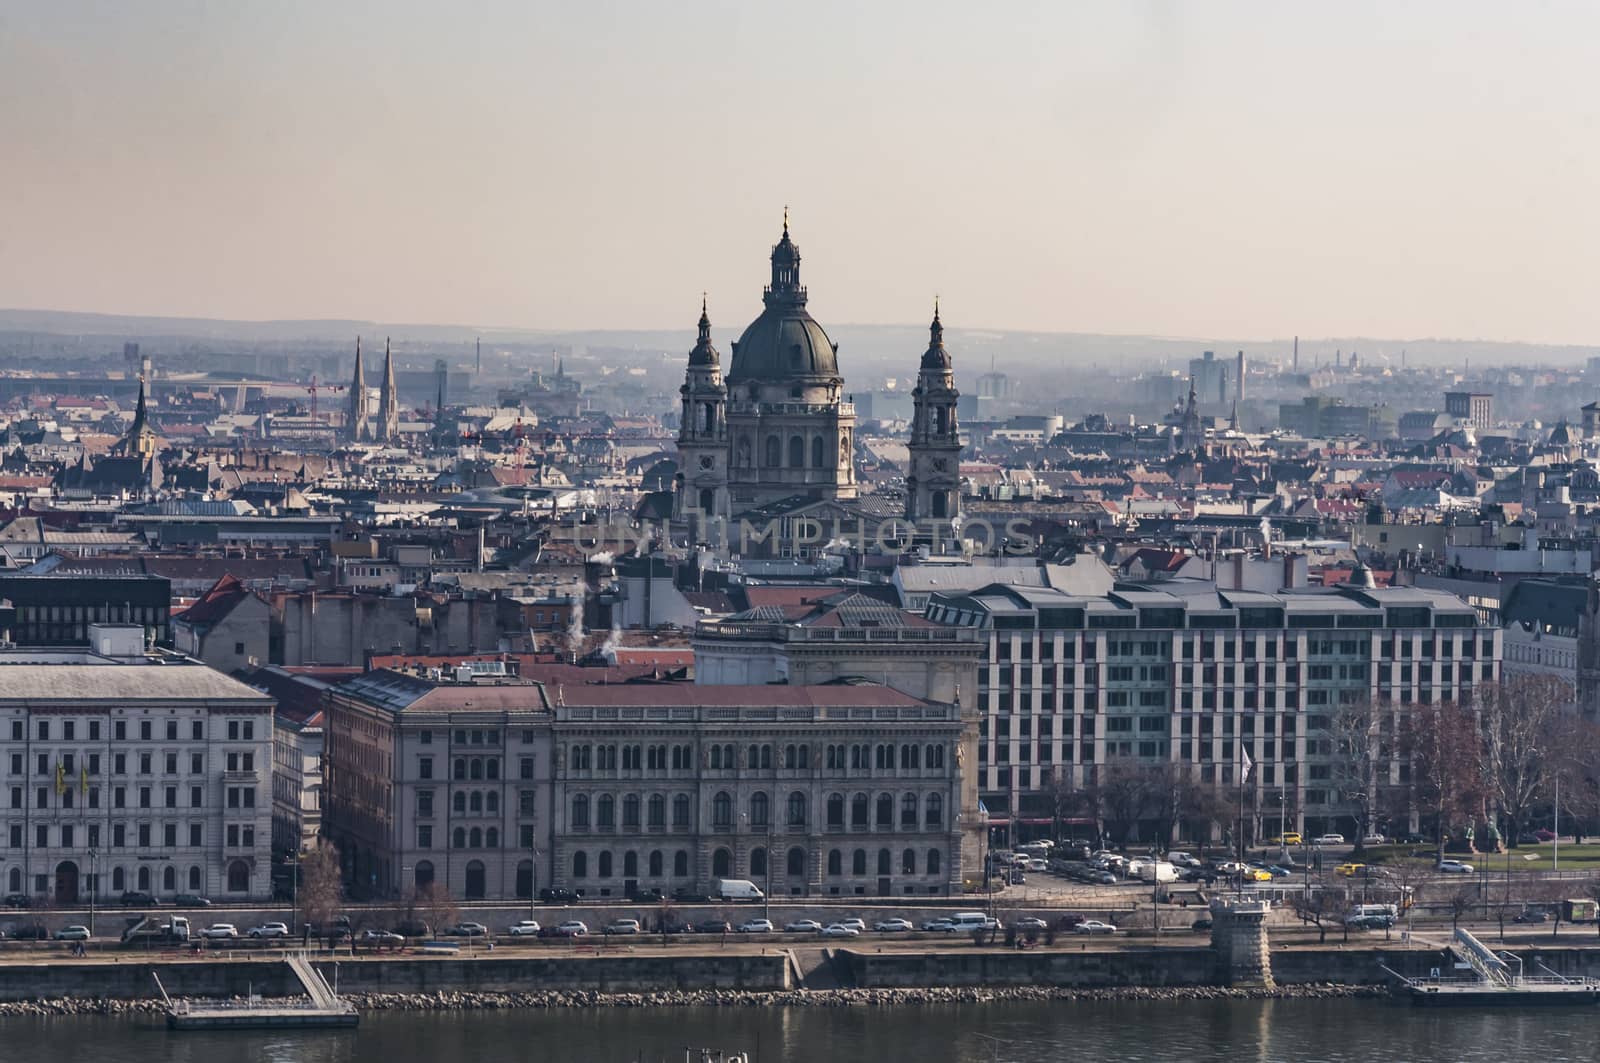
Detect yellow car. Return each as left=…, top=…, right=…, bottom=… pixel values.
left=1335, top=863, right=1366, bottom=877
left=1244, top=868, right=1273, bottom=882
left=1271, top=833, right=1303, bottom=846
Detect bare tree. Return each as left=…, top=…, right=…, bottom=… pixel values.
left=1096, top=762, right=1158, bottom=847
left=1403, top=698, right=1484, bottom=863
left=1294, top=886, right=1341, bottom=944
left=415, top=881, right=458, bottom=936
left=1327, top=696, right=1387, bottom=856
left=299, top=842, right=344, bottom=932
left=1478, top=676, right=1572, bottom=849
left=1445, top=884, right=1476, bottom=931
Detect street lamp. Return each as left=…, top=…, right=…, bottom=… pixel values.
left=528, top=842, right=540, bottom=923
left=87, top=848, right=98, bottom=937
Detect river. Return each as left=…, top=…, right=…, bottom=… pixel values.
left=5, top=999, right=1597, bottom=1062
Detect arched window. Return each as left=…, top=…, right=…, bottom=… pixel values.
left=623, top=794, right=640, bottom=828
left=713, top=848, right=732, bottom=878
left=573, top=851, right=588, bottom=878
left=648, top=794, right=666, bottom=827
left=487, top=792, right=499, bottom=813
left=454, top=792, right=467, bottom=814
left=598, top=851, right=613, bottom=878
left=928, top=745, right=945, bottom=769
left=414, top=861, right=434, bottom=889
left=750, top=791, right=769, bottom=827
left=699, top=488, right=715, bottom=515
left=902, top=848, right=916, bottom=875
left=713, top=791, right=732, bottom=827
left=674, top=850, right=690, bottom=877
left=906, top=745, right=920, bottom=770
left=932, top=492, right=949, bottom=518
left=470, top=791, right=483, bottom=813
left=163, top=865, right=176, bottom=891
left=710, top=745, right=723, bottom=770
left=465, top=860, right=486, bottom=900
left=189, top=866, right=202, bottom=891
left=788, top=435, right=805, bottom=468
left=828, top=849, right=842, bottom=876
left=649, top=850, right=664, bottom=877
left=453, top=827, right=467, bottom=848
left=571, top=794, right=589, bottom=829
left=827, top=793, right=844, bottom=827
left=486, top=760, right=499, bottom=780
left=812, top=436, right=825, bottom=468
left=470, top=759, right=483, bottom=780
left=784, top=745, right=797, bottom=770
left=469, top=827, right=482, bottom=848
left=623, top=851, right=638, bottom=877
left=877, top=848, right=891, bottom=876
left=702, top=403, right=715, bottom=433
left=851, top=793, right=868, bottom=827
left=7, top=868, right=20, bottom=892
left=901, top=793, right=918, bottom=827
left=926, top=793, right=943, bottom=827
left=787, top=846, right=806, bottom=877
left=673, top=794, right=691, bottom=827
left=765, top=436, right=781, bottom=467
left=516, top=861, right=533, bottom=899
left=751, top=847, right=767, bottom=877
left=454, top=758, right=466, bottom=780
left=876, top=793, right=893, bottom=827
left=111, top=867, right=125, bottom=891
left=928, top=849, right=942, bottom=876
left=852, top=849, right=867, bottom=875
left=787, top=791, right=807, bottom=826
left=226, top=861, right=248, bottom=893
left=486, top=827, right=499, bottom=848
left=724, top=744, right=736, bottom=767
left=597, top=794, right=615, bottom=828
left=798, top=744, right=809, bottom=769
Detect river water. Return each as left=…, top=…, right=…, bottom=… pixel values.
left=5, top=999, right=1597, bottom=1062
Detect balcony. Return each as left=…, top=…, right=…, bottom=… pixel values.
left=222, top=770, right=260, bottom=784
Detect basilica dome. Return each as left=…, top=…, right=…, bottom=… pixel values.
left=727, top=219, right=841, bottom=384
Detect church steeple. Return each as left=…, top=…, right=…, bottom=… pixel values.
left=906, top=298, right=961, bottom=542
left=921, top=298, right=951, bottom=371
left=378, top=337, right=399, bottom=442
left=675, top=295, right=729, bottom=535
left=346, top=336, right=370, bottom=442
left=765, top=207, right=805, bottom=308
left=688, top=294, right=719, bottom=367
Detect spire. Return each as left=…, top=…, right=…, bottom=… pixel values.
left=766, top=208, right=803, bottom=307
left=378, top=337, right=399, bottom=442
left=347, top=336, right=369, bottom=442
left=688, top=294, right=720, bottom=367
left=920, top=297, right=951, bottom=371
left=783, top=204, right=789, bottom=237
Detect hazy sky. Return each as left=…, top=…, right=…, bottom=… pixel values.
left=3, top=1, right=1598, bottom=343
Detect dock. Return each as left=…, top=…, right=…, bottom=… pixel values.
left=157, top=952, right=360, bottom=1030
left=1382, top=928, right=1600, bottom=1007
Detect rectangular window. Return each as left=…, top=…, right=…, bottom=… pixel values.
left=139, top=786, right=151, bottom=808
left=165, top=753, right=177, bottom=775
left=166, top=720, right=178, bottom=741
left=520, top=757, right=535, bottom=780
left=164, top=824, right=177, bottom=847
left=164, top=786, right=177, bottom=808
left=417, top=790, right=434, bottom=815
left=227, top=825, right=239, bottom=847
left=190, top=785, right=203, bottom=807
left=418, top=825, right=432, bottom=849
left=114, top=720, right=126, bottom=741
left=140, top=721, right=151, bottom=741
left=192, top=721, right=204, bottom=741
left=36, top=825, right=48, bottom=848
left=419, top=757, right=433, bottom=780
left=190, top=824, right=202, bottom=847
left=138, top=824, right=151, bottom=847
left=192, top=753, right=203, bottom=774
left=36, top=720, right=48, bottom=741
left=9, top=721, right=19, bottom=742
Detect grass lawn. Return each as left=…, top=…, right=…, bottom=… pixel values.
left=1360, top=842, right=1600, bottom=874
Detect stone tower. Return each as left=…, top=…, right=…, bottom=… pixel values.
left=905, top=301, right=962, bottom=542
left=346, top=337, right=370, bottom=443
left=378, top=337, right=399, bottom=443
left=674, top=296, right=729, bottom=537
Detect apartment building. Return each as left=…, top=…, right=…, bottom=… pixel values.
left=926, top=577, right=1501, bottom=842
left=0, top=625, right=275, bottom=904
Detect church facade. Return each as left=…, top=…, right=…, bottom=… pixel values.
left=674, top=219, right=962, bottom=549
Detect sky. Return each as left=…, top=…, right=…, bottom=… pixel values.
left=2, top=1, right=1598, bottom=343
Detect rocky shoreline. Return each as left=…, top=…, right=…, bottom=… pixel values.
left=0, top=982, right=1385, bottom=1018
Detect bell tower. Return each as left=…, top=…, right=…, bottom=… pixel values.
left=674, top=296, right=729, bottom=538
left=906, top=301, right=962, bottom=544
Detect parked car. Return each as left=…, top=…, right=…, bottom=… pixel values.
left=1270, top=833, right=1304, bottom=846
left=672, top=888, right=711, bottom=904
left=604, top=919, right=643, bottom=935
left=119, top=891, right=159, bottom=907
left=9, top=923, right=48, bottom=940
left=1092, top=871, right=1118, bottom=885
left=874, top=918, right=914, bottom=933
left=736, top=919, right=773, bottom=934
left=507, top=920, right=542, bottom=936
left=1013, top=917, right=1049, bottom=932
left=200, top=923, right=239, bottom=940
left=1347, top=914, right=1395, bottom=930
left=553, top=920, right=589, bottom=937
left=1360, top=835, right=1387, bottom=847
left=393, top=920, right=431, bottom=938
left=1534, top=829, right=1558, bottom=843
left=1437, top=860, right=1475, bottom=874
left=921, top=918, right=955, bottom=932
left=2, top=893, right=32, bottom=909
left=785, top=920, right=824, bottom=933
left=1513, top=909, right=1549, bottom=924
left=248, top=922, right=289, bottom=939
left=835, top=918, right=866, bottom=932
left=1242, top=868, right=1274, bottom=882
left=819, top=924, right=860, bottom=938
left=53, top=925, right=90, bottom=941
left=1334, top=863, right=1367, bottom=878
left=173, top=894, right=211, bottom=908
left=539, top=887, right=583, bottom=904
left=359, top=929, right=406, bottom=946
left=1074, top=920, right=1118, bottom=935
left=695, top=919, right=731, bottom=934
left=446, top=922, right=489, bottom=937
left=1314, top=834, right=1346, bottom=846
left=1191, top=917, right=1213, bottom=933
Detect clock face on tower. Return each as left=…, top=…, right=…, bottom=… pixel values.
left=932, top=458, right=948, bottom=472
left=699, top=456, right=714, bottom=470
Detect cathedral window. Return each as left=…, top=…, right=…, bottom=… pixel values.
left=811, top=436, right=825, bottom=467
left=765, top=436, right=780, bottom=467
left=788, top=435, right=805, bottom=468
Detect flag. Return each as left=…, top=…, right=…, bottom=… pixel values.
left=1240, top=746, right=1253, bottom=782
left=54, top=761, right=65, bottom=797
left=80, top=766, right=88, bottom=795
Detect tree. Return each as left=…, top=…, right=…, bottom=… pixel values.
left=414, top=881, right=458, bottom=936
left=1096, top=763, right=1159, bottom=846
left=1444, top=884, right=1475, bottom=931
left=298, top=843, right=344, bottom=932
left=1327, top=696, right=1387, bottom=856
left=1478, top=676, right=1572, bottom=849
left=1402, top=698, right=1484, bottom=863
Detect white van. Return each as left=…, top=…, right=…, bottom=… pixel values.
left=713, top=878, right=765, bottom=902
left=947, top=911, right=1001, bottom=933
